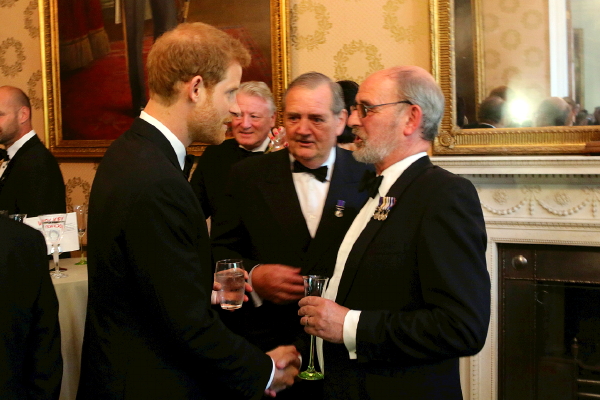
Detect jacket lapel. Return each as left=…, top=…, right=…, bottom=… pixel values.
left=0, top=134, right=41, bottom=188
left=335, top=156, right=433, bottom=304
left=260, top=150, right=312, bottom=254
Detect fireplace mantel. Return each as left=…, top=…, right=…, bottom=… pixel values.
left=430, top=156, right=600, bottom=400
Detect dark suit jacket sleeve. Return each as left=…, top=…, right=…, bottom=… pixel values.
left=26, top=230, right=63, bottom=399
left=124, top=177, right=272, bottom=397
left=210, top=164, right=261, bottom=269
left=356, top=177, right=490, bottom=364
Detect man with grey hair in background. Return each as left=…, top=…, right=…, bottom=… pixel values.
left=211, top=71, right=372, bottom=399
left=299, top=66, right=491, bottom=399
left=190, top=81, right=277, bottom=219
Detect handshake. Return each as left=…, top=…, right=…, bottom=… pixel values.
left=265, top=345, right=301, bottom=397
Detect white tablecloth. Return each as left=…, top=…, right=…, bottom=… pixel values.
left=51, top=259, right=88, bottom=400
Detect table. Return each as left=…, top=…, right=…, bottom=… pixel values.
left=50, top=258, right=88, bottom=400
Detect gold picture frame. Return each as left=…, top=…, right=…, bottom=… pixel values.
left=430, top=0, right=600, bottom=155
left=38, top=0, right=291, bottom=157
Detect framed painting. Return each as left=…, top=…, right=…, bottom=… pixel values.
left=39, top=0, right=291, bottom=157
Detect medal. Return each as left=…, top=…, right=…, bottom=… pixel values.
left=335, top=200, right=345, bottom=217
left=373, top=197, right=396, bottom=221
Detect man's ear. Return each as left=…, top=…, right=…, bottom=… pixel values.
left=335, top=109, right=348, bottom=137
left=403, top=105, right=423, bottom=136
left=188, top=76, right=206, bottom=103
left=17, top=106, right=30, bottom=125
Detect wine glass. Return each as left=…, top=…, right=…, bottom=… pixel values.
left=74, top=205, right=87, bottom=265
left=40, top=214, right=68, bottom=279
left=298, top=275, right=329, bottom=380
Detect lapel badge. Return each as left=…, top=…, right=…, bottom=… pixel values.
left=373, top=196, right=396, bottom=221
left=335, top=200, right=346, bottom=217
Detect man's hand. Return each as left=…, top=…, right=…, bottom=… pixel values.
left=265, top=345, right=301, bottom=397
left=252, top=264, right=304, bottom=304
left=298, top=296, right=349, bottom=344
left=211, top=269, right=253, bottom=306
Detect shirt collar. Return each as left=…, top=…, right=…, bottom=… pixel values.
left=7, top=130, right=36, bottom=159
left=377, top=152, right=427, bottom=197
left=140, top=111, right=187, bottom=170
left=240, top=136, right=271, bottom=153
left=289, top=147, right=336, bottom=182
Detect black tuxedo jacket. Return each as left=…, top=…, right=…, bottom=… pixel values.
left=190, top=138, right=264, bottom=218
left=210, top=147, right=372, bottom=356
left=0, top=134, right=66, bottom=217
left=78, top=119, right=272, bottom=400
left=323, top=156, right=490, bottom=400
left=0, top=218, right=62, bottom=399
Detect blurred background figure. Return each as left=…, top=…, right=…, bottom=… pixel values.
left=575, top=109, right=592, bottom=126
left=562, top=97, right=579, bottom=126
left=190, top=81, right=276, bottom=220
left=464, top=95, right=507, bottom=129
left=593, top=107, right=600, bottom=125
left=535, top=97, right=571, bottom=127
left=336, top=80, right=359, bottom=150
left=0, top=217, right=63, bottom=400
left=0, top=86, right=66, bottom=218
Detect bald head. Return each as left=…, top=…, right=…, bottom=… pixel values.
left=535, top=97, right=570, bottom=127
left=0, top=86, right=33, bottom=148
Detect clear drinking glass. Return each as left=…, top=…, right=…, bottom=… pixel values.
left=74, top=205, right=87, bottom=265
left=298, top=275, right=329, bottom=380
left=40, top=214, right=68, bottom=279
left=215, top=259, right=245, bottom=310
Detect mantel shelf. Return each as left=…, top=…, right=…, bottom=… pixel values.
left=432, top=155, right=600, bottom=175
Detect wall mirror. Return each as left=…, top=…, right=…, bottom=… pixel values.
left=39, top=0, right=290, bottom=157
left=431, top=0, right=600, bottom=155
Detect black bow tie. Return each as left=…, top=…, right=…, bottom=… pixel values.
left=359, top=170, right=383, bottom=198
left=239, top=147, right=264, bottom=158
left=0, top=148, right=8, bottom=162
left=183, top=154, right=195, bottom=179
left=292, top=160, right=328, bottom=182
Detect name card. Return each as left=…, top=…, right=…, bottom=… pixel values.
left=24, top=212, right=79, bottom=255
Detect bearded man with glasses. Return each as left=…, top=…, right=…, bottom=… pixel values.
left=299, top=66, right=491, bottom=400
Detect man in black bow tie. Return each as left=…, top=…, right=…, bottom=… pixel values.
left=0, top=86, right=66, bottom=218
left=190, top=81, right=276, bottom=219
left=211, top=72, right=372, bottom=399
left=298, top=66, right=490, bottom=400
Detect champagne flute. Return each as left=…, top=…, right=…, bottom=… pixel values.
left=74, top=205, right=88, bottom=265
left=298, top=275, right=329, bottom=380
left=40, top=214, right=68, bottom=279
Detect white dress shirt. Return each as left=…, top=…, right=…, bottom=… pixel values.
left=316, top=152, right=427, bottom=372
left=0, top=130, right=36, bottom=178
left=249, top=148, right=336, bottom=307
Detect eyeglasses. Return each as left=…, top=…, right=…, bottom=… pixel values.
left=350, top=100, right=413, bottom=118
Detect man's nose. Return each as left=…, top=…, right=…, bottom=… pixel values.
left=348, top=108, right=361, bottom=127
left=297, top=117, right=312, bottom=134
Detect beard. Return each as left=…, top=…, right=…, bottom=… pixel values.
left=187, top=97, right=228, bottom=145
left=352, top=127, right=399, bottom=164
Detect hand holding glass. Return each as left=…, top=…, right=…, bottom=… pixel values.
left=40, top=214, right=68, bottom=279
left=215, top=259, right=245, bottom=310
left=298, top=275, right=329, bottom=380
left=74, top=205, right=87, bottom=265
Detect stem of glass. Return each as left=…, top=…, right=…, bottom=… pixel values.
left=52, top=243, right=60, bottom=273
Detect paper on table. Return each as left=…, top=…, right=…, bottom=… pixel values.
left=24, top=212, right=79, bottom=255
